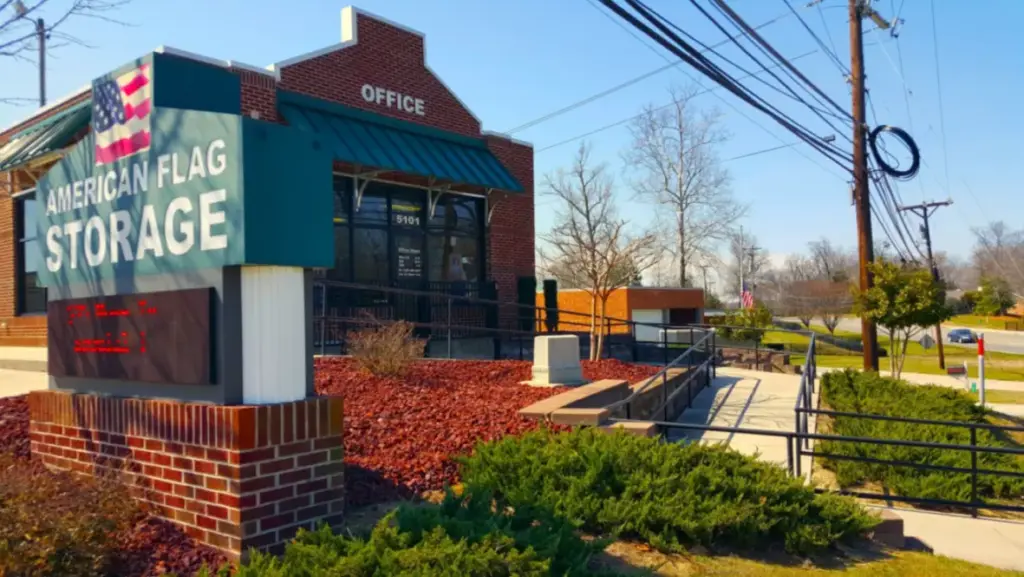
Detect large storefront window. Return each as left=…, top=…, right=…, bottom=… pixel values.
left=353, top=228, right=389, bottom=283
left=16, top=196, right=46, bottom=314
left=427, top=235, right=479, bottom=283
left=326, top=177, right=486, bottom=289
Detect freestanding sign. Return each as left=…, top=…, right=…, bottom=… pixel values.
left=29, top=52, right=341, bottom=559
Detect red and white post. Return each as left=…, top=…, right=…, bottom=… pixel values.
left=978, top=333, right=986, bottom=407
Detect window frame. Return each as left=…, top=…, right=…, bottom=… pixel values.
left=331, top=176, right=488, bottom=289
left=14, top=194, right=47, bottom=316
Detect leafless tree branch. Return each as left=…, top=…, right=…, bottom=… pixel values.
left=622, top=85, right=747, bottom=287
left=0, top=0, right=131, bottom=57
left=539, top=142, right=660, bottom=359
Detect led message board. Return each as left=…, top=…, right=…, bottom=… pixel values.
left=47, top=288, right=213, bottom=385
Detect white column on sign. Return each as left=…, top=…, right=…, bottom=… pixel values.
left=241, top=266, right=307, bottom=404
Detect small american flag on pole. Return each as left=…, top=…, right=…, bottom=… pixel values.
left=92, top=64, right=152, bottom=165
left=741, top=282, right=754, bottom=309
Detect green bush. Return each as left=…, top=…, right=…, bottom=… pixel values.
left=819, top=369, right=1024, bottom=503
left=219, top=490, right=619, bottom=577
left=459, top=427, right=877, bottom=555
left=0, top=456, right=140, bottom=577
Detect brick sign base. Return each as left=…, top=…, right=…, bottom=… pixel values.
left=28, top=390, right=344, bottom=558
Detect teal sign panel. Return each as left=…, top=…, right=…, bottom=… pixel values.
left=35, top=53, right=334, bottom=289
left=36, top=106, right=246, bottom=288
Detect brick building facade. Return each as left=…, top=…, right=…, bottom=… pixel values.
left=0, top=5, right=534, bottom=345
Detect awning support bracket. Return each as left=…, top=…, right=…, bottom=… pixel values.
left=485, top=188, right=506, bottom=225
left=427, top=182, right=452, bottom=219
left=352, top=169, right=383, bottom=212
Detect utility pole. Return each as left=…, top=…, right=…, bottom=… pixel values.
left=35, top=17, right=45, bottom=106
left=737, top=226, right=744, bottom=309
left=37, top=17, right=46, bottom=107
left=746, top=244, right=760, bottom=301
left=12, top=2, right=46, bottom=106
left=697, top=261, right=711, bottom=294
left=899, top=199, right=953, bottom=369
left=850, top=0, right=883, bottom=371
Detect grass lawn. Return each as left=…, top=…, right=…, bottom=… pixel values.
left=761, top=327, right=854, bottom=356
left=968, top=389, right=1024, bottom=404
left=950, top=315, right=1023, bottom=331
left=790, top=353, right=1024, bottom=381
left=597, top=544, right=1024, bottom=576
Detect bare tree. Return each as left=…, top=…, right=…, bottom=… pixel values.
left=933, top=251, right=974, bottom=291
left=972, top=221, right=1024, bottom=296
left=807, top=238, right=855, bottom=282
left=816, top=281, right=851, bottom=335
left=623, top=85, right=746, bottom=287
left=1, top=0, right=131, bottom=104
left=539, top=143, right=659, bottom=359
left=783, top=254, right=815, bottom=282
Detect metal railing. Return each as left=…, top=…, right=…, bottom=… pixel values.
left=620, top=328, right=1024, bottom=518
left=603, top=329, right=717, bottom=421
left=312, top=280, right=720, bottom=364
left=793, top=334, right=818, bottom=474
left=794, top=406, right=1024, bottom=516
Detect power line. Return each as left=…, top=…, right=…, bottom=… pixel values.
left=614, top=0, right=852, bottom=126
left=887, top=25, right=927, bottom=200
left=535, top=49, right=820, bottom=153
left=707, top=0, right=852, bottom=121
left=788, top=0, right=849, bottom=75
left=504, top=4, right=796, bottom=134
left=929, top=0, right=952, bottom=194
left=577, top=0, right=854, bottom=175
left=594, top=0, right=854, bottom=170
left=674, top=0, right=854, bottom=135
left=585, top=0, right=847, bottom=122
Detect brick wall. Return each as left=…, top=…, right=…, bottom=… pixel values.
left=237, top=69, right=279, bottom=124
left=0, top=92, right=91, bottom=338
left=276, top=14, right=481, bottom=138
left=485, top=136, right=535, bottom=326
left=536, top=290, right=631, bottom=334
left=28, top=390, right=344, bottom=558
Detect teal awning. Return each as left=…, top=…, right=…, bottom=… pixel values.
left=0, top=102, right=91, bottom=173
left=277, top=91, right=522, bottom=193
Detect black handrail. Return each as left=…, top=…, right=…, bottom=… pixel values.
left=604, top=329, right=716, bottom=419
left=797, top=407, right=1024, bottom=432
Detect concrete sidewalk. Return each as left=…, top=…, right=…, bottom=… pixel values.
left=672, top=367, right=1024, bottom=571
left=668, top=367, right=811, bottom=471
left=867, top=505, right=1024, bottom=571
left=0, top=368, right=48, bottom=398
left=988, top=403, right=1024, bottom=418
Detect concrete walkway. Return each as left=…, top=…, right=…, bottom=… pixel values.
left=988, top=403, right=1024, bottom=418
left=0, top=368, right=48, bottom=398
left=671, top=367, right=1024, bottom=571
left=668, top=367, right=812, bottom=472
left=867, top=505, right=1024, bottom=571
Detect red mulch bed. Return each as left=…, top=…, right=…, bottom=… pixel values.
left=316, top=358, right=660, bottom=507
left=0, top=357, right=657, bottom=574
left=0, top=396, right=29, bottom=458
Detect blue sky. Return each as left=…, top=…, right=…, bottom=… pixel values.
left=1, top=0, right=1019, bottom=265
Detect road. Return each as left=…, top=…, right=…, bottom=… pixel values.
left=782, top=317, right=1024, bottom=355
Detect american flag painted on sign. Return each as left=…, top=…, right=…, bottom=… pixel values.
left=92, top=64, right=152, bottom=165
left=741, top=282, right=754, bottom=309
